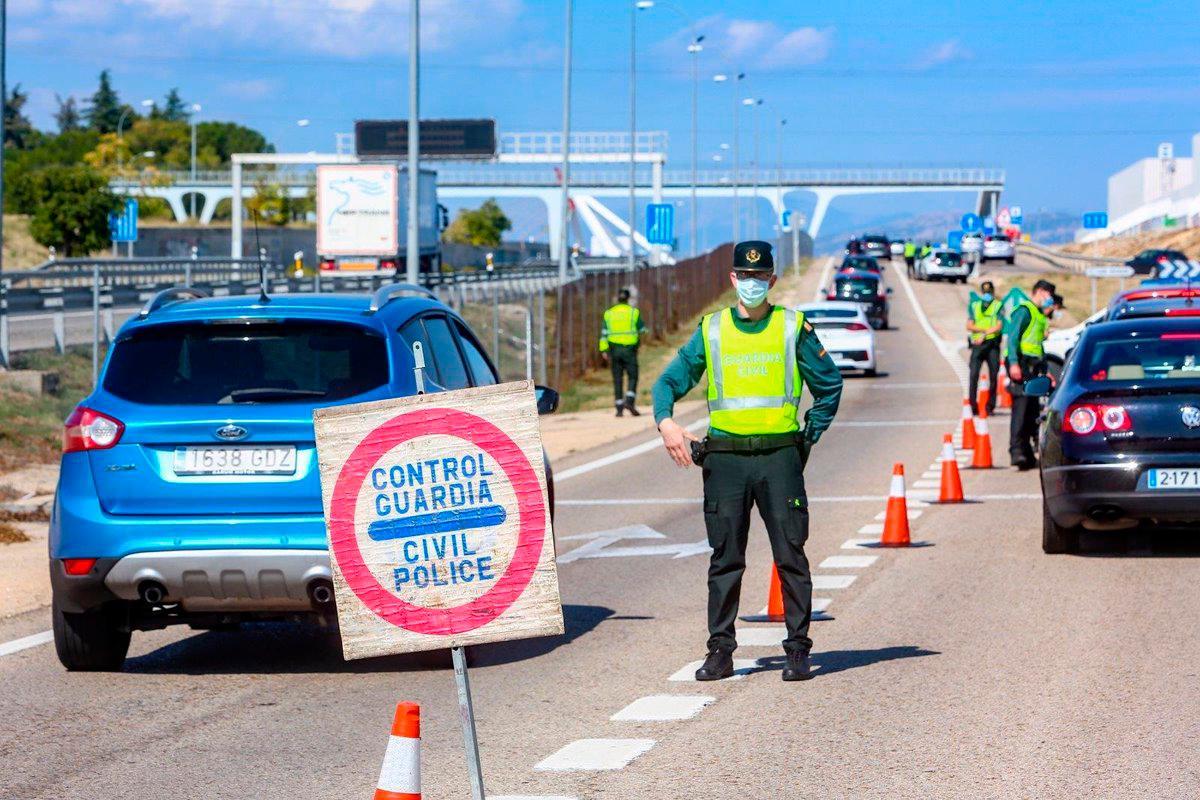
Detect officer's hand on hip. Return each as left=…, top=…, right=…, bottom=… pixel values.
left=658, top=418, right=700, bottom=468
left=1008, top=362, right=1023, bottom=382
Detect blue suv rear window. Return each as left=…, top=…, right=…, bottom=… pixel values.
left=104, top=320, right=389, bottom=404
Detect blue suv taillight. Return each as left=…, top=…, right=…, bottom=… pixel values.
left=63, top=406, right=124, bottom=453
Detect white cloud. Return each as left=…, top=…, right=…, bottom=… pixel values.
left=670, top=15, right=834, bottom=69
left=220, top=78, right=278, bottom=101
left=13, top=0, right=526, bottom=57
left=912, top=39, right=973, bottom=71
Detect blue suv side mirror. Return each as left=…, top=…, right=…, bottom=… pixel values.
left=535, top=386, right=560, bottom=415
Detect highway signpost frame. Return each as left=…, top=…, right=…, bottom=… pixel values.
left=1085, top=264, right=1135, bottom=312
left=108, top=197, right=138, bottom=257
left=314, top=375, right=562, bottom=800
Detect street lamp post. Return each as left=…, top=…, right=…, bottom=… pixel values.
left=189, top=103, right=201, bottom=218
left=777, top=117, right=786, bottom=273
left=557, top=0, right=573, bottom=285
left=713, top=72, right=744, bottom=244
left=116, top=98, right=154, bottom=174
left=0, top=0, right=6, bottom=276
left=406, top=0, right=421, bottom=285
left=744, top=96, right=762, bottom=235
left=629, top=1, right=653, bottom=272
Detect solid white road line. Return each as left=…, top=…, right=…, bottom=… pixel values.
left=554, top=417, right=708, bottom=483
left=818, top=555, right=878, bottom=569
left=669, top=659, right=759, bottom=682
left=610, top=695, right=715, bottom=722
left=0, top=630, right=53, bottom=658
left=737, top=627, right=789, bottom=647
left=813, top=574, right=857, bottom=590
left=534, top=739, right=657, bottom=771
left=812, top=255, right=836, bottom=302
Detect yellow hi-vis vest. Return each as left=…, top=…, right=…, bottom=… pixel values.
left=1018, top=299, right=1048, bottom=358
left=702, top=306, right=804, bottom=436
left=969, top=298, right=1002, bottom=345
left=599, top=303, right=640, bottom=352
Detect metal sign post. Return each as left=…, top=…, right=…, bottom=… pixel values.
left=91, top=262, right=100, bottom=385
left=1085, top=265, right=1135, bottom=313
left=452, top=646, right=486, bottom=800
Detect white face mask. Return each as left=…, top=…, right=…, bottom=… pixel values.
left=736, top=277, right=770, bottom=308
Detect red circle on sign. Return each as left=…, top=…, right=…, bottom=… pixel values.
left=328, top=406, right=546, bottom=636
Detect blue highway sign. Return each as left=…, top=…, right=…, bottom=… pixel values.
left=645, top=203, right=674, bottom=246
left=1082, top=212, right=1108, bottom=229
left=109, top=198, right=139, bottom=243
left=960, top=213, right=981, bottom=232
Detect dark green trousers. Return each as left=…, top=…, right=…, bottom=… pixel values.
left=702, top=445, right=812, bottom=655
left=609, top=344, right=639, bottom=402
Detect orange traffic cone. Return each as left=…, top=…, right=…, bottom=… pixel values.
left=960, top=399, right=976, bottom=450
left=938, top=433, right=965, bottom=503
left=741, top=564, right=833, bottom=622
left=997, top=365, right=1013, bottom=409
left=375, top=702, right=421, bottom=800
left=970, top=414, right=994, bottom=469
left=880, top=463, right=912, bottom=546
left=977, top=374, right=991, bottom=413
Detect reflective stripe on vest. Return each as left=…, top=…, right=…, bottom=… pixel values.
left=1018, top=299, right=1048, bottom=358
left=970, top=299, right=1001, bottom=344
left=602, top=304, right=640, bottom=346
left=702, top=306, right=803, bottom=435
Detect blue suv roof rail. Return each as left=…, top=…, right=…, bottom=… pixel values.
left=139, top=286, right=210, bottom=317
left=368, top=283, right=437, bottom=314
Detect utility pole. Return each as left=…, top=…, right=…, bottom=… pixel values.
left=0, top=0, right=6, bottom=276
left=406, top=0, right=421, bottom=285
left=557, top=0, right=573, bottom=284
left=777, top=117, right=786, bottom=271
left=687, top=34, right=703, bottom=257
left=189, top=103, right=201, bottom=218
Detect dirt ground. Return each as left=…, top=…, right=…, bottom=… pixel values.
left=1062, top=226, right=1200, bottom=260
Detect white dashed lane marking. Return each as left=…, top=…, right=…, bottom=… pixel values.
left=0, top=630, right=53, bottom=658
left=669, top=659, right=759, bottom=682
left=491, top=796, right=579, bottom=800
left=842, top=538, right=880, bottom=549
left=534, top=739, right=657, bottom=771
left=818, top=555, right=878, bottom=569
left=610, top=695, right=715, bottom=722
left=813, top=574, right=857, bottom=590
left=736, top=627, right=789, bottom=647
left=873, top=509, right=923, bottom=521
left=813, top=597, right=832, bottom=613
left=858, top=523, right=885, bottom=534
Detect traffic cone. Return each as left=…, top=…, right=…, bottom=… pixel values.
left=977, top=374, right=991, bottom=413
left=960, top=399, right=976, bottom=450
left=741, top=564, right=833, bottom=622
left=374, top=702, right=421, bottom=800
left=970, top=414, right=994, bottom=469
left=997, top=364, right=1013, bottom=409
left=880, top=463, right=912, bottom=547
left=938, top=433, right=965, bottom=503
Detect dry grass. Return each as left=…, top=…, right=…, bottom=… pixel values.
left=1062, top=227, right=1200, bottom=260
left=0, top=346, right=99, bottom=472
left=0, top=521, right=30, bottom=544
left=974, top=271, right=1131, bottom=327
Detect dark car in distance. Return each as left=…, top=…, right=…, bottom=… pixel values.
left=1038, top=316, right=1200, bottom=553
left=1125, top=248, right=1189, bottom=276
left=827, top=269, right=890, bottom=329
left=839, top=255, right=882, bottom=275
left=861, top=235, right=891, bottom=260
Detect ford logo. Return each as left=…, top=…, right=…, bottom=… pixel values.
left=215, top=424, right=248, bottom=441
left=1182, top=406, right=1200, bottom=429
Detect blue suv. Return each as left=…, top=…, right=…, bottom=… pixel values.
left=50, top=284, right=558, bottom=670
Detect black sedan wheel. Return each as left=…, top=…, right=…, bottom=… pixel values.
left=1042, top=497, right=1080, bottom=554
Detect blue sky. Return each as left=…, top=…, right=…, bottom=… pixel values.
left=8, top=0, right=1200, bottom=232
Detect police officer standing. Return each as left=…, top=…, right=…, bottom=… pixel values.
left=652, top=241, right=843, bottom=682
left=966, top=280, right=1003, bottom=417
left=1007, top=278, right=1060, bottom=469
left=600, top=288, right=647, bottom=417
left=903, top=238, right=917, bottom=276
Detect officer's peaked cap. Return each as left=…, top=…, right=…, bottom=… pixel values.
left=733, top=240, right=774, bottom=272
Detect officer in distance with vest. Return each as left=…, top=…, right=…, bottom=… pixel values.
left=652, top=241, right=843, bottom=682
left=599, top=288, right=647, bottom=417
left=966, top=280, right=1003, bottom=417
left=1007, top=278, right=1060, bottom=470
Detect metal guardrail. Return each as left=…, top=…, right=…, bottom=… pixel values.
left=1015, top=242, right=1126, bottom=275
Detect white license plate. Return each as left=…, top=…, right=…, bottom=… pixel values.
left=1146, top=468, right=1200, bottom=490
left=173, top=446, right=297, bottom=476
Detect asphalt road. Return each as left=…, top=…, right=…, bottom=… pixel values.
left=3, top=257, right=1199, bottom=799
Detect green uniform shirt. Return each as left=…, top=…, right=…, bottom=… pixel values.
left=652, top=307, right=843, bottom=442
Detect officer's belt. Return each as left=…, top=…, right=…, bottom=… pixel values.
left=704, top=433, right=803, bottom=453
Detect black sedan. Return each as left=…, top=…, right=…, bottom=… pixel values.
left=861, top=235, right=891, bottom=260
left=1038, top=316, right=1200, bottom=553
left=839, top=255, right=882, bottom=274
left=826, top=269, right=890, bottom=329
left=1109, top=295, right=1200, bottom=321
left=1125, top=248, right=1188, bottom=275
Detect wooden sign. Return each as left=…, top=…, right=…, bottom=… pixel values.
left=314, top=380, right=563, bottom=661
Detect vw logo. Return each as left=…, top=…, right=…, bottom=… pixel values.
left=1181, top=406, right=1200, bottom=429
left=215, top=424, right=248, bottom=441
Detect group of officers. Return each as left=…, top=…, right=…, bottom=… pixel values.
left=593, top=240, right=1060, bottom=682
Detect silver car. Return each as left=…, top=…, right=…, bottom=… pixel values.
left=981, top=234, right=1015, bottom=264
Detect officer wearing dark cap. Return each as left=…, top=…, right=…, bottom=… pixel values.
left=1007, top=278, right=1060, bottom=469
left=652, top=240, right=843, bottom=682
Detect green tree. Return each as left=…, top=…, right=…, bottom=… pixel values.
left=196, top=121, right=274, bottom=164
left=245, top=181, right=288, bottom=226
left=9, top=166, right=121, bottom=256
left=5, top=84, right=35, bottom=149
left=85, top=70, right=124, bottom=133
left=441, top=199, right=512, bottom=247
left=54, top=94, right=81, bottom=133
left=159, top=89, right=190, bottom=123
